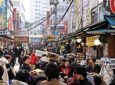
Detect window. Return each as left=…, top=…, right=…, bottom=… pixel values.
left=35, top=17, right=38, bottom=19
left=35, top=1, right=39, bottom=3
left=35, top=13, right=38, bottom=15
left=92, top=8, right=98, bottom=24
left=35, top=9, right=37, bottom=11
left=35, top=9, right=40, bottom=11
left=35, top=5, right=38, bottom=7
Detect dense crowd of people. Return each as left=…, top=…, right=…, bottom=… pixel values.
left=0, top=46, right=115, bottom=85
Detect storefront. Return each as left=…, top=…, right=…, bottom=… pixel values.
left=86, top=16, right=115, bottom=58
left=0, top=35, right=14, bottom=49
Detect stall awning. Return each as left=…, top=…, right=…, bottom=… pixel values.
left=86, top=18, right=115, bottom=34
left=87, top=28, right=115, bottom=34
left=0, top=35, right=14, bottom=40
left=104, top=15, right=115, bottom=27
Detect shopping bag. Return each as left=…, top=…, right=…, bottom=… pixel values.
left=13, top=57, right=20, bottom=73
left=99, top=64, right=113, bottom=85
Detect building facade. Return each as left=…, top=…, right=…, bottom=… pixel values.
left=12, top=0, right=26, bottom=35
left=67, top=0, right=115, bottom=61
left=29, top=0, right=50, bottom=46
left=0, top=0, right=14, bottom=49
left=30, top=0, right=50, bottom=34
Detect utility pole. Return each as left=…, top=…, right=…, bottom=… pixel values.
left=54, top=2, right=58, bottom=31
left=28, top=29, right=29, bottom=49
left=50, top=0, right=59, bottom=53
left=50, top=0, right=59, bottom=40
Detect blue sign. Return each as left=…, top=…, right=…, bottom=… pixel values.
left=54, top=31, right=58, bottom=35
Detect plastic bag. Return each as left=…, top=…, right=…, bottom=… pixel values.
left=13, top=57, right=20, bottom=73
left=99, top=64, right=113, bottom=85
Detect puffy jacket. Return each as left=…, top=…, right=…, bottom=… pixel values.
left=30, top=54, right=38, bottom=65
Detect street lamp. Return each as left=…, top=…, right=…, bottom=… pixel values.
left=94, top=36, right=101, bottom=46
left=76, top=37, right=82, bottom=43
left=94, top=39, right=101, bottom=46
left=49, top=0, right=59, bottom=31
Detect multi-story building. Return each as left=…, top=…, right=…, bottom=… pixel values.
left=12, top=0, right=25, bottom=34
left=68, top=0, right=115, bottom=61
left=48, top=0, right=72, bottom=41
left=29, top=0, right=50, bottom=46
left=0, top=0, right=14, bottom=48
left=12, top=0, right=29, bottom=46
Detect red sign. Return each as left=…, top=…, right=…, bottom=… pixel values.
left=8, top=17, right=13, bottom=31
left=64, top=21, right=68, bottom=34
left=110, top=0, right=115, bottom=14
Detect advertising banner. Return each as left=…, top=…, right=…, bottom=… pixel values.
left=8, top=17, right=13, bottom=31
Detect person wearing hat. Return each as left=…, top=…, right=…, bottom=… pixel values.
left=67, top=65, right=92, bottom=85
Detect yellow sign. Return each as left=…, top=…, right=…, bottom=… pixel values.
left=86, top=36, right=97, bottom=46
left=0, top=0, right=3, bottom=5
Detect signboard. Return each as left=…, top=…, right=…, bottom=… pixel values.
left=0, top=15, right=4, bottom=29
left=64, top=21, right=68, bottom=33
left=103, top=0, right=115, bottom=15
left=54, top=31, right=58, bottom=35
left=86, top=36, right=97, bottom=46
left=110, top=0, right=115, bottom=15
left=8, top=17, right=13, bottom=31
left=14, top=36, right=29, bottom=44
left=31, top=38, right=41, bottom=43
left=0, top=0, right=5, bottom=8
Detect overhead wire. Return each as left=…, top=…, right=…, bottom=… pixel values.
left=18, top=0, right=74, bottom=33
left=57, top=0, right=74, bottom=25
left=17, top=9, right=55, bottom=32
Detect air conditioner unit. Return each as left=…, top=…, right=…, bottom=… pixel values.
left=109, top=58, right=115, bottom=69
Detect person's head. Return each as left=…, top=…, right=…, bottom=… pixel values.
left=45, top=63, right=59, bottom=81
left=74, top=65, right=87, bottom=80
left=60, top=58, right=66, bottom=65
left=23, top=55, right=30, bottom=64
left=0, top=65, right=4, bottom=80
left=87, top=57, right=96, bottom=67
left=32, top=49, right=36, bottom=54
left=48, top=53, right=58, bottom=62
left=65, top=61, right=70, bottom=68
left=4, top=55, right=12, bottom=63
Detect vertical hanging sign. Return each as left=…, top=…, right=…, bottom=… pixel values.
left=110, top=0, right=115, bottom=15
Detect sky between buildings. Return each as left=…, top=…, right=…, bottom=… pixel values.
left=23, top=0, right=103, bottom=22
left=23, top=0, right=30, bottom=21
